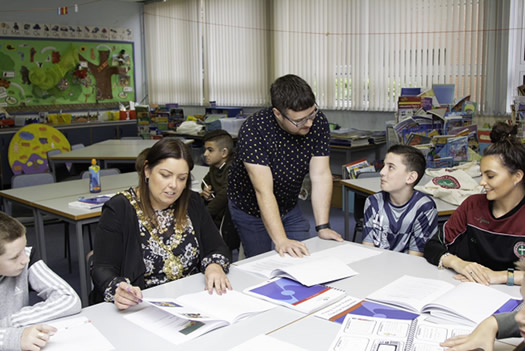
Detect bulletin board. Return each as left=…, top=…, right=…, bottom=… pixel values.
left=0, top=38, right=135, bottom=109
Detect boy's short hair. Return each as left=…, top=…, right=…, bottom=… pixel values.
left=204, top=129, right=234, bottom=156
left=0, top=212, right=26, bottom=255
left=387, top=144, right=427, bottom=186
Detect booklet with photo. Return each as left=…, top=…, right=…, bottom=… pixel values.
left=243, top=277, right=346, bottom=314
left=315, top=297, right=419, bottom=324
left=124, top=290, right=275, bottom=345
left=366, top=275, right=522, bottom=326
left=328, top=313, right=473, bottom=351
left=68, top=193, right=115, bottom=210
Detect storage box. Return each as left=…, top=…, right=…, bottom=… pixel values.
left=220, top=118, right=245, bottom=136
left=119, top=110, right=136, bottom=120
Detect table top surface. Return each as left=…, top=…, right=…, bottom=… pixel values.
left=341, top=174, right=463, bottom=215
left=48, top=139, right=192, bottom=161
left=0, top=166, right=209, bottom=220
left=62, top=237, right=521, bottom=350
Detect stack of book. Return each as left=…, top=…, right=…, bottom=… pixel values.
left=394, top=84, right=481, bottom=167
left=343, top=158, right=376, bottom=179
left=330, top=128, right=373, bottom=147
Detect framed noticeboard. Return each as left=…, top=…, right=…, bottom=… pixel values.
left=0, top=37, right=135, bottom=110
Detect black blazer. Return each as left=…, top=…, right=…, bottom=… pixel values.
left=89, top=191, right=231, bottom=304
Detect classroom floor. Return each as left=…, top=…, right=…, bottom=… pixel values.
left=22, top=199, right=355, bottom=300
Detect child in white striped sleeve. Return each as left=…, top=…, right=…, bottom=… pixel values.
left=0, top=212, right=81, bottom=351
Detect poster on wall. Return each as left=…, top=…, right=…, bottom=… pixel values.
left=0, top=36, right=135, bottom=109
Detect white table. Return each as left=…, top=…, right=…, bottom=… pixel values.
left=341, top=175, right=460, bottom=241
left=47, top=139, right=193, bottom=180
left=56, top=237, right=521, bottom=350
left=0, top=166, right=209, bottom=306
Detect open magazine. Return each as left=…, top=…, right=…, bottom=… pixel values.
left=124, top=290, right=275, bottom=345
left=244, top=277, right=346, bottom=314
left=366, top=275, right=521, bottom=326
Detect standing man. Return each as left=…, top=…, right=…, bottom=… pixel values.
left=227, top=74, right=343, bottom=258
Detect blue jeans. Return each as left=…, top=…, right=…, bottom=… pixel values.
left=228, top=200, right=312, bottom=257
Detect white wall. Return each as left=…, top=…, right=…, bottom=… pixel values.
left=0, top=0, right=146, bottom=103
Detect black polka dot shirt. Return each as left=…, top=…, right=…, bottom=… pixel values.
left=227, top=107, right=330, bottom=217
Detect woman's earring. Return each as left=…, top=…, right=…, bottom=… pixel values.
left=146, top=177, right=149, bottom=185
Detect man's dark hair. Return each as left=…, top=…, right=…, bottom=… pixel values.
left=387, top=144, right=427, bottom=186
left=270, top=74, right=316, bottom=113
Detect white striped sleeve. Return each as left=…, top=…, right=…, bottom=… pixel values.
left=10, top=260, right=81, bottom=327
left=0, top=327, right=24, bottom=351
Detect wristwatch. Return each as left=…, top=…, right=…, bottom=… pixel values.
left=315, top=223, right=331, bottom=232
left=507, top=268, right=515, bottom=286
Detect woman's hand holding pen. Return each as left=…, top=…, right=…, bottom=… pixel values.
left=114, top=281, right=143, bottom=310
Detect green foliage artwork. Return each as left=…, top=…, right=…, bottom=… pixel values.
left=0, top=38, right=135, bottom=109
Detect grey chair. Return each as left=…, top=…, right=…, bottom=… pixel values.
left=80, top=168, right=121, bottom=179
left=352, top=171, right=381, bottom=242
left=71, top=143, right=85, bottom=150
left=46, top=149, right=62, bottom=181
left=9, top=172, right=72, bottom=269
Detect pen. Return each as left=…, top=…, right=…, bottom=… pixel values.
left=126, top=287, right=143, bottom=303
left=201, top=179, right=215, bottom=198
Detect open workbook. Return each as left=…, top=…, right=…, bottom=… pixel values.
left=329, top=313, right=474, bottom=351
left=244, top=277, right=347, bottom=314
left=238, top=254, right=358, bottom=286
left=366, top=275, right=522, bottom=326
left=123, top=290, right=275, bottom=345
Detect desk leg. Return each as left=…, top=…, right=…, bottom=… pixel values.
left=75, top=222, right=88, bottom=306
left=35, top=210, right=47, bottom=262
left=343, top=186, right=349, bottom=241
left=3, top=198, right=11, bottom=215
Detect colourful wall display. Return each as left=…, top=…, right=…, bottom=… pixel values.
left=8, top=124, right=71, bottom=175
left=0, top=37, right=135, bottom=108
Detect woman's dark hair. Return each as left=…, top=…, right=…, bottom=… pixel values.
left=484, top=122, right=525, bottom=185
left=138, top=138, right=194, bottom=230
left=270, top=74, right=316, bottom=113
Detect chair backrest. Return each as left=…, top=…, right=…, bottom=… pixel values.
left=120, top=136, right=143, bottom=140
left=46, top=148, right=62, bottom=157
left=353, top=172, right=381, bottom=222
left=12, top=172, right=55, bottom=188
left=71, top=143, right=85, bottom=150
left=80, top=168, right=121, bottom=179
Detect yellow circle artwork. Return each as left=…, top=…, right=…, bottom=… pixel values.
left=8, top=124, right=71, bottom=175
